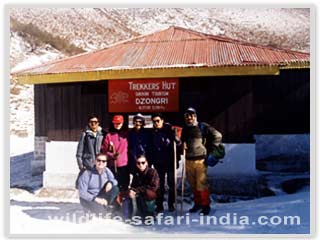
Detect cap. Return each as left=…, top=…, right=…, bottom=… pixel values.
left=133, top=113, right=145, bottom=121
left=112, top=115, right=124, bottom=124
left=185, top=107, right=197, bottom=115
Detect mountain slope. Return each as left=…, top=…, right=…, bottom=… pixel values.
left=9, top=8, right=310, bottom=137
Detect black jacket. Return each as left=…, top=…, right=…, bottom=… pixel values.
left=128, top=128, right=151, bottom=172
left=150, top=123, right=177, bottom=170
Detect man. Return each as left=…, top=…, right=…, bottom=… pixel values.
left=78, top=153, right=119, bottom=216
left=76, top=114, right=104, bottom=170
left=150, top=113, right=178, bottom=213
left=123, top=155, right=159, bottom=220
left=128, top=113, right=151, bottom=174
left=75, top=114, right=104, bottom=188
left=181, top=107, right=222, bottom=215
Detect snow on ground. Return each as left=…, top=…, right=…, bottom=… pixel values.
left=10, top=135, right=34, bottom=156
left=10, top=187, right=310, bottom=235
left=10, top=31, right=64, bottom=138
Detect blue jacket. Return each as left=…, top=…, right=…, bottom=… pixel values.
left=78, top=167, right=118, bottom=201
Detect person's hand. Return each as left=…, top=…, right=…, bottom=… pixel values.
left=105, top=182, right=112, bottom=192
left=94, top=197, right=108, bottom=205
left=113, top=152, right=120, bottom=160
left=128, top=190, right=136, bottom=199
left=183, top=142, right=188, bottom=150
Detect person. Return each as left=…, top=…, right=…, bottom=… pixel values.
left=181, top=107, right=222, bottom=215
left=75, top=114, right=104, bottom=188
left=128, top=113, right=151, bottom=174
left=150, top=113, right=178, bottom=213
left=78, top=153, right=119, bottom=216
left=101, top=115, right=129, bottom=194
left=122, top=155, right=159, bottom=220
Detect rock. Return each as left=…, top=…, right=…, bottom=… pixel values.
left=281, top=178, right=310, bottom=194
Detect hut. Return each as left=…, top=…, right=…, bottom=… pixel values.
left=12, top=26, right=310, bottom=195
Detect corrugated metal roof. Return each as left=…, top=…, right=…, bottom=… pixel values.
left=13, top=26, right=309, bottom=84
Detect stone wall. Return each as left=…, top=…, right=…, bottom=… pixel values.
left=33, top=136, right=47, bottom=175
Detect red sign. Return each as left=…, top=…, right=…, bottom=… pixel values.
left=108, top=78, right=179, bottom=112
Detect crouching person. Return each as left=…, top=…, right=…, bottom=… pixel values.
left=122, top=155, right=159, bottom=222
left=78, top=153, right=119, bottom=217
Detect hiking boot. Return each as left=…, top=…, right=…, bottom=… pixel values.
left=200, top=206, right=211, bottom=215
left=168, top=205, right=175, bottom=212
left=188, top=204, right=201, bottom=213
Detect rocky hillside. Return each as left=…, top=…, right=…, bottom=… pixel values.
left=9, top=8, right=310, bottom=137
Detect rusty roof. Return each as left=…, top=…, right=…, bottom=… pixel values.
left=13, top=26, right=310, bottom=84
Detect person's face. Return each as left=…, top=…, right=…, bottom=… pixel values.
left=88, top=117, right=99, bottom=131
left=95, top=155, right=107, bottom=170
left=152, top=117, right=164, bottom=129
left=184, top=113, right=196, bottom=125
left=136, top=156, right=148, bottom=172
left=113, top=122, right=123, bottom=130
left=133, top=119, right=143, bottom=130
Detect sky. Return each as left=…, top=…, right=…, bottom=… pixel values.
left=1, top=0, right=318, bottom=240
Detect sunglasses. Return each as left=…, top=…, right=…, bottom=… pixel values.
left=184, top=113, right=194, bottom=118
left=89, top=120, right=98, bottom=124
left=97, top=159, right=107, bottom=163
left=134, top=120, right=142, bottom=123
left=152, top=119, right=161, bottom=123
left=136, top=161, right=146, bottom=165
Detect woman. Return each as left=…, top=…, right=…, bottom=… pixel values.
left=101, top=115, right=129, bottom=193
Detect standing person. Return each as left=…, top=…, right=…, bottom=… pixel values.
left=150, top=113, right=178, bottom=213
left=181, top=107, right=222, bottom=215
left=123, top=155, right=159, bottom=220
left=128, top=113, right=151, bottom=174
left=75, top=114, right=104, bottom=188
left=78, top=153, right=119, bottom=216
left=101, top=115, right=130, bottom=194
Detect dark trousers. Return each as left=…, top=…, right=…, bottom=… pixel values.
left=110, top=165, right=130, bottom=192
left=122, top=195, right=156, bottom=219
left=80, top=184, right=119, bottom=215
left=155, top=167, right=175, bottom=208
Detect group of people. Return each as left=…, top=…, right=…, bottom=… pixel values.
left=76, top=108, right=222, bottom=220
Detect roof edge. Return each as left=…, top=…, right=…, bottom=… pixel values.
left=15, top=65, right=283, bottom=84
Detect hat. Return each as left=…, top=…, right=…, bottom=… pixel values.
left=185, top=107, right=197, bottom=115
left=133, top=113, right=145, bottom=121
left=112, top=115, right=124, bottom=124
left=133, top=113, right=145, bottom=125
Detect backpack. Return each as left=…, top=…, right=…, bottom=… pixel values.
left=198, top=122, right=225, bottom=167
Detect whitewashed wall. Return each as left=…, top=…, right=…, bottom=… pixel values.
left=44, top=141, right=79, bottom=188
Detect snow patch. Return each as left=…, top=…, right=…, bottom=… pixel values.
left=10, top=188, right=310, bottom=234
left=10, top=135, right=34, bottom=156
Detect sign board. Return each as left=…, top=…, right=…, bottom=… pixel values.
left=108, top=78, right=179, bottom=112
